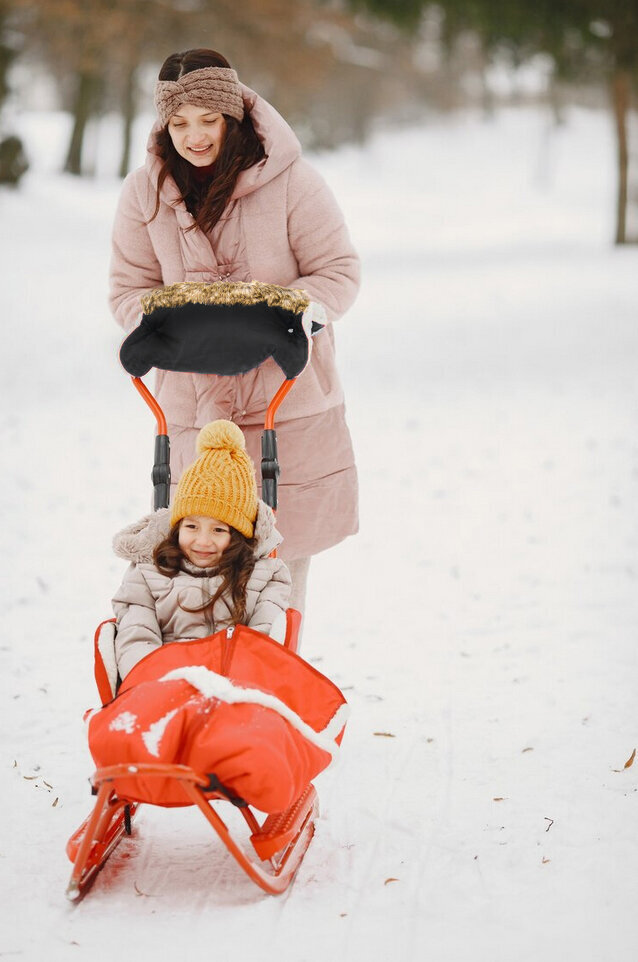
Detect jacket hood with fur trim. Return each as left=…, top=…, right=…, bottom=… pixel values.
left=113, top=500, right=282, bottom=564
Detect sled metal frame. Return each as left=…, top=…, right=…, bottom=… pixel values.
left=67, top=373, right=317, bottom=901
left=66, top=765, right=319, bottom=901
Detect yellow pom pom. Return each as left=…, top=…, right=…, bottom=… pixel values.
left=196, top=419, right=246, bottom=455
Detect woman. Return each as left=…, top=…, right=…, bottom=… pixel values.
left=109, top=48, right=360, bottom=617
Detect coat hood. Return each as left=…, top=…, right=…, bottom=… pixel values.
left=145, top=83, right=301, bottom=203
left=113, top=500, right=283, bottom=564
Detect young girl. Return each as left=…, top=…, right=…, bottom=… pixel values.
left=112, top=420, right=291, bottom=680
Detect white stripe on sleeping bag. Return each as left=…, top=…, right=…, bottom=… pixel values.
left=97, top=621, right=118, bottom=700
left=321, top=703, right=350, bottom=743
left=159, top=665, right=349, bottom=762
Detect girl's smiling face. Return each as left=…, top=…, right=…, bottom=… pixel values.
left=167, top=104, right=227, bottom=166
left=178, top=515, right=232, bottom=567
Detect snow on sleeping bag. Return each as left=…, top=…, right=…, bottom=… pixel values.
left=87, top=625, right=349, bottom=813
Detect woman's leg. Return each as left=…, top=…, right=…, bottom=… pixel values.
left=286, top=556, right=311, bottom=624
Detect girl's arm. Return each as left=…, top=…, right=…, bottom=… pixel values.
left=286, top=159, right=360, bottom=323
left=112, top=564, right=164, bottom=679
left=109, top=171, right=164, bottom=333
left=247, top=560, right=292, bottom=635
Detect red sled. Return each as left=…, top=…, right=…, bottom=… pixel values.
left=65, top=288, right=348, bottom=900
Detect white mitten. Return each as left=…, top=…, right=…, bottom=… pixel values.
left=299, top=301, right=327, bottom=371
left=301, top=300, right=327, bottom=337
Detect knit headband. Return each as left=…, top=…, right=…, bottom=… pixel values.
left=154, top=66, right=244, bottom=127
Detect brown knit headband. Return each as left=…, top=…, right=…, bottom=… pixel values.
left=154, top=66, right=244, bottom=127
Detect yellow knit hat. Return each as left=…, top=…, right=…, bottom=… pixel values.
left=170, top=420, right=258, bottom=538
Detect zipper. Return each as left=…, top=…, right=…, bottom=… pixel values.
left=221, top=624, right=236, bottom=676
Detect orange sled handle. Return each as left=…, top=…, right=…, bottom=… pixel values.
left=131, top=375, right=296, bottom=517
left=132, top=376, right=167, bottom=435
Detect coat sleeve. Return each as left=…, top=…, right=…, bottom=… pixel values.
left=109, top=171, right=164, bottom=333
left=285, top=158, right=360, bottom=323
left=247, top=560, right=292, bottom=635
left=112, top=564, right=164, bottom=679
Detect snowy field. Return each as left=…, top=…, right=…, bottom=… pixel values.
left=2, top=103, right=637, bottom=960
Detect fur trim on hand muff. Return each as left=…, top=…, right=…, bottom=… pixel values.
left=119, top=281, right=325, bottom=379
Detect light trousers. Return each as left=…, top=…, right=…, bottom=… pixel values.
left=286, top=556, right=311, bottom=640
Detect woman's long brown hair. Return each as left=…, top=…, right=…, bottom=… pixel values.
left=153, top=521, right=257, bottom=628
left=150, top=49, right=265, bottom=233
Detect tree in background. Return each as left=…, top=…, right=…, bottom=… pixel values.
left=13, top=0, right=637, bottom=243
left=348, top=0, right=638, bottom=244
left=439, top=1, right=638, bottom=243
left=0, top=0, right=28, bottom=183
left=6, top=0, right=452, bottom=174
left=11, top=0, right=195, bottom=176
left=198, top=0, right=425, bottom=149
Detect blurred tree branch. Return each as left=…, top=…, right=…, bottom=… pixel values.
left=9, top=0, right=196, bottom=173
left=348, top=0, right=638, bottom=243
left=5, top=0, right=441, bottom=172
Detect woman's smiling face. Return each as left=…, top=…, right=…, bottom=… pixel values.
left=167, top=103, right=227, bottom=166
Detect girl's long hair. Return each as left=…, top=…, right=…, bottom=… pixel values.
left=153, top=521, right=257, bottom=627
left=151, top=49, right=265, bottom=233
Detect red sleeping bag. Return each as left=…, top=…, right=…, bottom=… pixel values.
left=87, top=626, right=348, bottom=813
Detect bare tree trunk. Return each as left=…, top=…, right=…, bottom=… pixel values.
left=612, top=68, right=630, bottom=245
left=0, top=1, right=17, bottom=109
left=547, top=75, right=565, bottom=127
left=118, top=64, right=136, bottom=179
left=64, top=71, right=101, bottom=175
left=0, top=40, right=12, bottom=107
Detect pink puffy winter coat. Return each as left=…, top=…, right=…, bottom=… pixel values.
left=109, top=84, right=360, bottom=559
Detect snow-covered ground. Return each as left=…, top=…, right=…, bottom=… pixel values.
left=2, top=104, right=637, bottom=961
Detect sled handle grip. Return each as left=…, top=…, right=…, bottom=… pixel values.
left=132, top=377, right=170, bottom=510
left=262, top=379, right=297, bottom=516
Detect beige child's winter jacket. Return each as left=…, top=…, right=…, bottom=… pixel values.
left=112, top=502, right=291, bottom=679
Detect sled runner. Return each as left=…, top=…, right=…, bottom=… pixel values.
left=66, top=283, right=347, bottom=901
